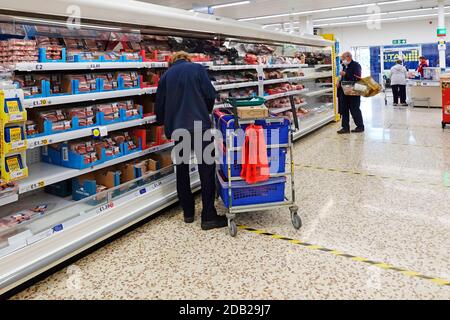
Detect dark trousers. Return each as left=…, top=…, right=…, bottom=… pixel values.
left=341, top=96, right=364, bottom=130
left=175, top=133, right=217, bottom=222
left=391, top=85, right=406, bottom=104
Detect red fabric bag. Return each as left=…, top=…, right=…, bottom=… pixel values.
left=240, top=124, right=270, bottom=184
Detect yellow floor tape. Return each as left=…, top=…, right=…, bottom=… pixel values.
left=296, top=164, right=450, bottom=189
left=238, top=225, right=450, bottom=287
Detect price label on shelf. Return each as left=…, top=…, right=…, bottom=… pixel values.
left=96, top=202, right=115, bottom=215
left=30, top=138, right=49, bottom=148
left=31, top=98, right=50, bottom=107
left=27, top=180, right=45, bottom=192
left=88, top=63, right=101, bottom=69
left=35, top=64, right=44, bottom=70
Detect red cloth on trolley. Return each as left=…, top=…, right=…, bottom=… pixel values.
left=240, top=124, right=270, bottom=184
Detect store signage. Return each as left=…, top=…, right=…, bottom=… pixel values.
left=438, top=40, right=447, bottom=50
left=392, top=39, right=407, bottom=45
left=438, top=27, right=447, bottom=37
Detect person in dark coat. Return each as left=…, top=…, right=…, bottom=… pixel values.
left=337, top=51, right=365, bottom=134
left=155, top=51, right=227, bottom=230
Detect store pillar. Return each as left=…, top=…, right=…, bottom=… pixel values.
left=438, top=0, right=446, bottom=69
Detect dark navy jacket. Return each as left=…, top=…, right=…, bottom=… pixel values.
left=155, top=60, right=217, bottom=138
left=341, top=60, right=362, bottom=82
left=339, top=60, right=362, bottom=103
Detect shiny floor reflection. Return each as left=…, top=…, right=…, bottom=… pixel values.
left=11, top=97, right=450, bottom=300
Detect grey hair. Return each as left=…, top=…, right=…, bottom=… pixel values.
left=341, top=51, right=352, bottom=59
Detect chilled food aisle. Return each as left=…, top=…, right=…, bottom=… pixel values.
left=12, top=96, right=450, bottom=299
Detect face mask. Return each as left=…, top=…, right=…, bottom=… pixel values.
left=342, top=60, right=350, bottom=66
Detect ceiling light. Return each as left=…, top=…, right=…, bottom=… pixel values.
left=239, top=0, right=416, bottom=22
left=315, top=12, right=443, bottom=28
left=314, top=6, right=436, bottom=23
left=211, top=1, right=250, bottom=9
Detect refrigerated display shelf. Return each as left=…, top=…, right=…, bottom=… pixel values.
left=213, top=81, right=259, bottom=91
left=18, top=141, right=174, bottom=194
left=315, top=64, right=332, bottom=68
left=27, top=116, right=157, bottom=149
left=294, top=108, right=336, bottom=140
left=302, top=72, right=333, bottom=80
left=13, top=61, right=169, bottom=72
left=263, top=64, right=308, bottom=69
left=23, top=87, right=158, bottom=108
left=0, top=194, right=19, bottom=207
left=209, top=65, right=259, bottom=71
left=269, top=102, right=308, bottom=114
left=264, top=89, right=309, bottom=100
left=0, top=169, right=200, bottom=293
left=303, top=88, right=334, bottom=97
left=263, top=73, right=332, bottom=85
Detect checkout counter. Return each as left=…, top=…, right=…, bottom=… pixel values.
left=407, top=67, right=442, bottom=108
left=407, top=80, right=441, bottom=108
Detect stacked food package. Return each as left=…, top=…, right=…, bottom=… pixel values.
left=0, top=39, right=37, bottom=67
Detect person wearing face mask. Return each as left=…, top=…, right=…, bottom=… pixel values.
left=337, top=51, right=365, bottom=134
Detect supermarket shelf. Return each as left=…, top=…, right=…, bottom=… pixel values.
left=27, top=116, right=156, bottom=149
left=293, top=110, right=336, bottom=140
left=214, top=81, right=259, bottom=91
left=314, top=64, right=332, bottom=69
left=269, top=102, right=308, bottom=114
left=0, top=194, right=19, bottom=207
left=301, top=72, right=333, bottom=80
left=18, top=141, right=174, bottom=194
left=303, top=88, right=334, bottom=97
left=263, top=64, right=308, bottom=69
left=209, top=65, right=258, bottom=71
left=23, top=87, right=157, bottom=108
left=14, top=61, right=168, bottom=72
left=264, top=89, right=310, bottom=101
left=0, top=170, right=201, bottom=294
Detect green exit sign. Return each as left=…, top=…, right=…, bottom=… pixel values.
left=438, top=27, right=447, bottom=37
left=392, top=39, right=407, bottom=45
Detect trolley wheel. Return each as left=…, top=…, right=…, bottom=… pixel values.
left=228, top=220, right=237, bottom=237
left=289, top=206, right=302, bottom=230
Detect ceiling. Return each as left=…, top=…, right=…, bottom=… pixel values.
left=140, top=0, right=450, bottom=31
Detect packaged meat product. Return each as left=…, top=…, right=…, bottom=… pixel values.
left=97, top=73, right=118, bottom=91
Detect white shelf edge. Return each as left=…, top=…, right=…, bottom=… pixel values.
left=294, top=111, right=336, bottom=140
left=264, top=89, right=310, bottom=101
left=304, top=88, right=334, bottom=97
left=23, top=87, right=157, bottom=108
left=263, top=64, right=308, bottom=69
left=209, top=65, right=258, bottom=71
left=18, top=141, right=174, bottom=194
left=314, top=64, right=333, bottom=68
left=0, top=171, right=201, bottom=293
left=14, top=61, right=168, bottom=72
left=27, top=116, right=156, bottom=149
left=269, top=102, right=308, bottom=114
left=0, top=193, right=19, bottom=206
left=214, top=81, right=259, bottom=91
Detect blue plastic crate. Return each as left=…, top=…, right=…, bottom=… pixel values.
left=214, top=109, right=290, bottom=148
left=38, top=48, right=67, bottom=63
left=220, top=144, right=287, bottom=179
left=217, top=172, right=286, bottom=208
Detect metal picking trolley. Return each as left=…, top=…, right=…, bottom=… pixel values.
left=214, top=97, right=300, bottom=237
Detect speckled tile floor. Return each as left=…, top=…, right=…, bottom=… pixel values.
left=12, top=97, right=450, bottom=300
